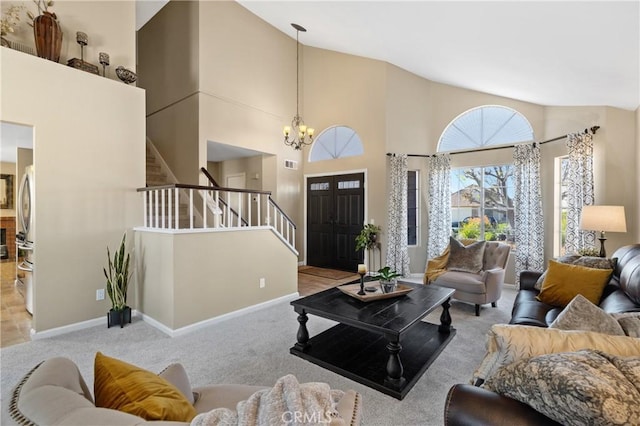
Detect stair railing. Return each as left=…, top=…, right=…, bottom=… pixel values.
left=138, top=183, right=297, bottom=253
left=200, top=168, right=247, bottom=226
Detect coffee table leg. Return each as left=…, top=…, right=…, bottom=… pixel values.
left=439, top=297, right=452, bottom=333
left=385, top=337, right=406, bottom=389
left=294, top=310, right=310, bottom=352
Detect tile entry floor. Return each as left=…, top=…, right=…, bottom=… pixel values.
left=1, top=260, right=32, bottom=348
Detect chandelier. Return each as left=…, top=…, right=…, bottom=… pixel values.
left=283, top=23, right=314, bottom=150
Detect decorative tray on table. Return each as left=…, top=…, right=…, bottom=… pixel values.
left=337, top=283, right=414, bottom=302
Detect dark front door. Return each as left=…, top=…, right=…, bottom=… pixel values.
left=307, top=173, right=365, bottom=271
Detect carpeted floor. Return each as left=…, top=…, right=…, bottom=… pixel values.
left=0, top=286, right=516, bottom=426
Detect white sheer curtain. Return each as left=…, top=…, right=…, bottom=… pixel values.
left=565, top=132, right=596, bottom=254
left=385, top=154, right=410, bottom=277
left=513, top=143, right=544, bottom=286
left=427, top=154, right=451, bottom=259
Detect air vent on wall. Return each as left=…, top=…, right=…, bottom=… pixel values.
left=284, top=159, right=298, bottom=170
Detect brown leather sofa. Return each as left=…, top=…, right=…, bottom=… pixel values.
left=510, top=244, right=640, bottom=326
left=444, top=244, right=640, bottom=426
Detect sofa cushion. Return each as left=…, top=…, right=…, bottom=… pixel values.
left=446, top=237, right=485, bottom=274
left=432, top=271, right=485, bottom=294
left=94, top=352, right=197, bottom=422
left=537, top=260, right=612, bottom=307
left=472, top=324, right=640, bottom=384
left=549, top=294, right=626, bottom=335
left=612, top=313, right=640, bottom=337
left=484, top=350, right=640, bottom=426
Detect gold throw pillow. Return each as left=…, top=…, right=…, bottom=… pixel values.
left=94, top=352, right=197, bottom=422
left=537, top=260, right=612, bottom=307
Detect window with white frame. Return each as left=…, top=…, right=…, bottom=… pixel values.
left=450, top=165, right=515, bottom=247
left=407, top=170, right=418, bottom=246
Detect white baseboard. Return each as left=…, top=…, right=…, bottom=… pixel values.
left=30, top=310, right=141, bottom=340
left=30, top=292, right=301, bottom=340
left=142, top=292, right=301, bottom=338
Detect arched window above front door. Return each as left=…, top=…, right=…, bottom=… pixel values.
left=309, top=126, right=364, bottom=162
left=438, top=105, right=534, bottom=152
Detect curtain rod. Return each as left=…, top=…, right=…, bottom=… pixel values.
left=386, top=126, right=600, bottom=158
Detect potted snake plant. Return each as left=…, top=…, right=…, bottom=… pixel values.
left=104, top=232, right=131, bottom=328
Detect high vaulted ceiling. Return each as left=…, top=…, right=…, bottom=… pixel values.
left=235, top=1, right=639, bottom=111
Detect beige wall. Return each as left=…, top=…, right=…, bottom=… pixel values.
left=215, top=156, right=263, bottom=191
left=300, top=46, right=636, bottom=282
left=542, top=107, right=637, bottom=261
left=139, top=0, right=305, bottom=258
left=1, top=48, right=145, bottom=332
left=1, top=0, right=136, bottom=83
left=303, top=48, right=387, bottom=266
left=136, top=229, right=297, bottom=330
left=637, top=107, right=640, bottom=241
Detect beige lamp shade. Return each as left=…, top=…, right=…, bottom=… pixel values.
left=579, top=205, right=627, bottom=233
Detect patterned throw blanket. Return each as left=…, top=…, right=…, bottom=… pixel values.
left=191, top=375, right=346, bottom=426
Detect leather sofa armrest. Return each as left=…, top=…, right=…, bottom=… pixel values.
left=519, top=270, right=543, bottom=291
left=444, top=384, right=561, bottom=426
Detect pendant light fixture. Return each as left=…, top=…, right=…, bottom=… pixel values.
left=283, top=23, right=314, bottom=150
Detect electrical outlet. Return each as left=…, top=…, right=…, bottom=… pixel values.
left=96, top=289, right=105, bottom=301
left=259, top=278, right=266, bottom=288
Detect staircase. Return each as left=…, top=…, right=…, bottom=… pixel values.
left=140, top=140, right=297, bottom=254
left=145, top=141, right=193, bottom=228
left=146, top=144, right=169, bottom=186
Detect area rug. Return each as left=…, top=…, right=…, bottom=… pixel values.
left=299, top=266, right=356, bottom=280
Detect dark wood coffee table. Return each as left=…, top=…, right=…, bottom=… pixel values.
left=290, top=283, right=456, bottom=399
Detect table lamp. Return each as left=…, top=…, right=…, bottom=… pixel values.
left=579, top=205, right=627, bottom=257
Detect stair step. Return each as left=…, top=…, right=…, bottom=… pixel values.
left=146, top=163, right=161, bottom=172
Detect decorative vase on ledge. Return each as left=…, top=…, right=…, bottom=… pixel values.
left=33, top=11, right=62, bottom=62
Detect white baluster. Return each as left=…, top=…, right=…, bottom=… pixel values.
left=237, top=192, right=242, bottom=227
left=256, top=194, right=261, bottom=227
left=202, top=190, right=207, bottom=228
left=189, top=188, right=194, bottom=229
left=174, top=188, right=179, bottom=229
left=143, top=191, right=148, bottom=228
left=266, top=199, right=271, bottom=226
left=226, top=192, right=231, bottom=227
left=161, top=189, right=166, bottom=229
left=154, top=189, right=159, bottom=228
left=168, top=188, right=173, bottom=229
left=215, top=190, right=220, bottom=228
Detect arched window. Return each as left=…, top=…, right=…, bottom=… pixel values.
left=441, top=105, right=533, bottom=246
left=309, top=126, right=364, bottom=162
left=438, top=105, right=534, bottom=153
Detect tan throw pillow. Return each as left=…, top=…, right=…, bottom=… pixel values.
left=537, top=260, right=612, bottom=307
left=94, top=352, right=197, bottom=422
left=549, top=294, right=625, bottom=336
left=471, top=324, right=640, bottom=384
left=446, top=237, right=485, bottom=274
left=158, top=363, right=195, bottom=405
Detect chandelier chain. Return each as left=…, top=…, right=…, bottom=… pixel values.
left=283, top=23, right=314, bottom=150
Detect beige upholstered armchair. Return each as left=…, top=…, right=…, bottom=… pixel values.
left=425, top=240, right=511, bottom=316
